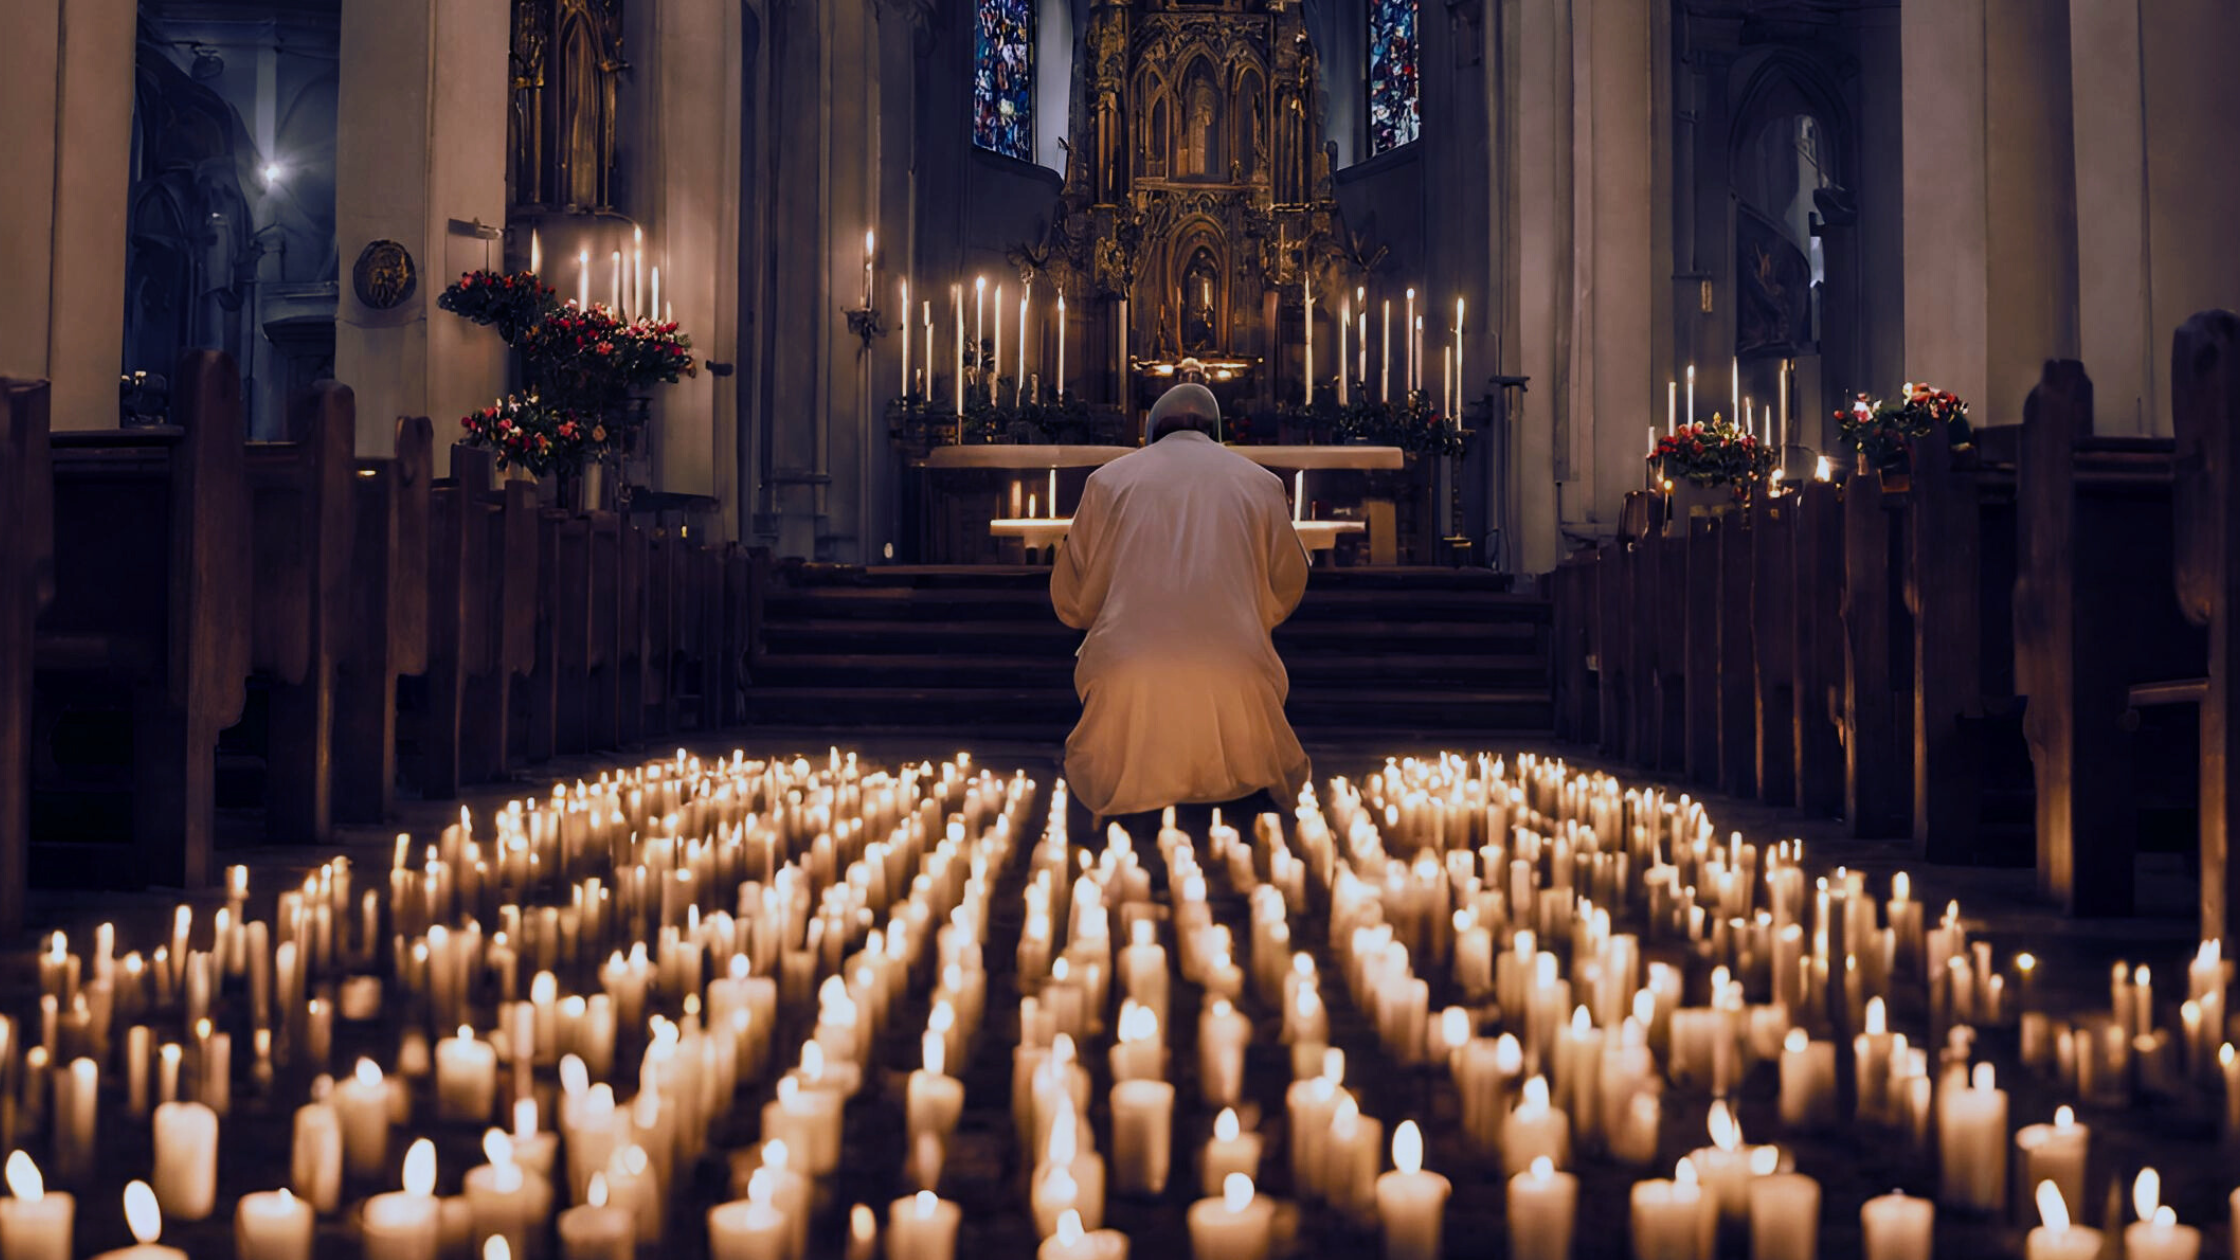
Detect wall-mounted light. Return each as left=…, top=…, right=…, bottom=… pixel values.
left=262, top=163, right=284, bottom=186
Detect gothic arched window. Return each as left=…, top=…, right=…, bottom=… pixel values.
left=973, top=0, right=1035, bottom=161
left=1367, top=0, right=1420, bottom=155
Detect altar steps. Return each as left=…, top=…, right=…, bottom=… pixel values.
left=745, top=566, right=1554, bottom=741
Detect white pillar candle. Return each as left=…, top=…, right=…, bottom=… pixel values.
left=1303, top=272, right=1313, bottom=405
left=906, top=1032, right=966, bottom=1154
left=2025, top=1181, right=2100, bottom=1260
left=1382, top=299, right=1392, bottom=401
left=91, top=1181, right=186, bottom=1260
left=1505, top=1156, right=1576, bottom=1260
left=1374, top=1121, right=1449, bottom=1260
left=1746, top=1173, right=1819, bottom=1260
left=464, top=1132, right=549, bottom=1259
left=1039, top=1209, right=1129, bottom=1260
left=1187, top=1174, right=1273, bottom=1260
left=1200, top=1107, right=1262, bottom=1197
left=1501, top=1076, right=1571, bottom=1177
left=993, top=284, right=1004, bottom=403
left=1935, top=1063, right=2006, bottom=1212
left=1056, top=294, right=1067, bottom=397
left=56, top=1057, right=97, bottom=1182
left=151, top=1100, right=218, bottom=1220
left=1110, top=1079, right=1174, bottom=1196
left=1777, top=1029, right=1836, bottom=1130
left=558, top=1173, right=634, bottom=1260
left=888, top=1191, right=962, bottom=1260
left=1859, top=1192, right=1933, bottom=1260
left=336, top=1058, right=391, bottom=1179
left=0, top=1153, right=73, bottom=1260
left=706, top=1170, right=787, bottom=1260
left=2124, top=1171, right=2199, bottom=1260
left=289, top=1100, right=342, bottom=1213
left=2013, top=1107, right=2088, bottom=1224
left=435, top=1027, right=498, bottom=1123
left=362, top=1139, right=442, bottom=1260
left=234, top=1188, right=314, bottom=1260
left=1631, top=1162, right=1714, bottom=1260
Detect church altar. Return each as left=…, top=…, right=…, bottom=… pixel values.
left=920, top=444, right=1406, bottom=472
left=989, top=515, right=1366, bottom=556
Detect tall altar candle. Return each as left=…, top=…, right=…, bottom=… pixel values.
left=1337, top=297, right=1349, bottom=405
left=953, top=286, right=964, bottom=416
left=577, top=251, right=590, bottom=309
left=1455, top=298, right=1466, bottom=413
left=1055, top=295, right=1067, bottom=398
left=1779, top=359, right=1790, bottom=450
left=924, top=301, right=934, bottom=400
left=1686, top=364, right=1695, bottom=425
left=1668, top=381, right=1677, bottom=434
left=1117, top=298, right=1128, bottom=405
left=0, top=1152, right=73, bottom=1260
left=1019, top=283, right=1030, bottom=404
left=901, top=280, right=913, bottom=396
left=1303, top=273, right=1314, bottom=406
left=1357, top=288, right=1367, bottom=384
left=651, top=268, right=660, bottom=326
left=634, top=227, right=645, bottom=318
left=993, top=284, right=1005, bottom=404
left=1382, top=301, right=1392, bottom=402
left=863, top=230, right=876, bottom=309
left=1731, top=357, right=1740, bottom=431
left=530, top=231, right=541, bottom=276
left=1405, top=289, right=1416, bottom=391
left=1415, top=317, right=1426, bottom=396
left=611, top=251, right=622, bottom=311
left=975, top=278, right=987, bottom=383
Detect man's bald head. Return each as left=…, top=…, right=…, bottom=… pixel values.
left=1147, top=383, right=1221, bottom=443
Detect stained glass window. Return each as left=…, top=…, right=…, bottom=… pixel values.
left=973, top=0, right=1034, bottom=162
left=1368, top=0, right=1420, bottom=155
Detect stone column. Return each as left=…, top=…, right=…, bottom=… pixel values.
left=0, top=0, right=136, bottom=429
left=1902, top=0, right=2078, bottom=418
left=333, top=0, right=509, bottom=464
left=2141, top=0, right=2240, bottom=431
left=1583, top=0, right=1657, bottom=528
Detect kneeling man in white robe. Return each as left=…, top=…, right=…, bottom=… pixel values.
left=1052, top=383, right=1313, bottom=819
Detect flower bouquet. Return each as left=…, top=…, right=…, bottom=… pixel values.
left=436, top=270, right=559, bottom=342
left=1837, top=382, right=1972, bottom=476
left=1650, top=414, right=1773, bottom=489
left=459, top=395, right=604, bottom=477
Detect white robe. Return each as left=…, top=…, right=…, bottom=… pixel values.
left=1051, top=430, right=1313, bottom=817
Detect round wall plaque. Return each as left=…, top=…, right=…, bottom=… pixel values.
left=352, top=239, right=418, bottom=310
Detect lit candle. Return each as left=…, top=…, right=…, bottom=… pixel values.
left=1357, top=288, right=1367, bottom=384
left=464, top=1129, right=548, bottom=1259
left=1454, top=297, right=1465, bottom=412
left=1303, top=272, right=1314, bottom=406
left=1732, top=356, right=1740, bottom=430
left=530, top=230, right=541, bottom=276
left=2013, top=1106, right=2088, bottom=1225
left=1936, top=1062, right=2007, bottom=1212
left=954, top=285, right=965, bottom=415
left=1338, top=296, right=1349, bottom=405
left=2026, top=1179, right=2101, bottom=1260
left=1777, top=1028, right=1836, bottom=1129
left=1747, top=1173, right=1820, bottom=1260
left=707, top=1169, right=788, bottom=1260
left=1686, top=364, right=1695, bottom=425
left=1859, top=1192, right=1933, bottom=1260
left=902, top=280, right=913, bottom=396
left=633, top=226, right=644, bottom=317
left=90, top=1181, right=185, bottom=1260
left=651, top=267, right=660, bottom=325
left=151, top=1100, right=217, bottom=1220
left=975, top=277, right=987, bottom=389
left=362, top=1139, right=441, bottom=1260
left=0, top=1152, right=73, bottom=1260
left=1501, top=1076, right=1570, bottom=1177
left=1200, top=1106, right=1262, bottom=1196
left=335, top=1057, right=391, bottom=1178
left=557, top=1172, right=634, bottom=1260
left=2124, top=1170, right=2199, bottom=1260
left=611, top=250, right=622, bottom=311
left=1405, top=289, right=1416, bottom=391
left=887, top=1190, right=961, bottom=1260
left=863, top=229, right=876, bottom=309
left=1056, top=294, right=1067, bottom=398
left=1668, top=381, right=1677, bottom=434
left=924, top=299, right=935, bottom=400
left=577, top=251, right=589, bottom=309
left=905, top=1031, right=965, bottom=1173
left=1630, top=1161, right=1713, bottom=1260
left=1048, top=468, right=1058, bottom=520
left=1374, top=1121, right=1449, bottom=1260
left=1187, top=1174, right=1272, bottom=1260
left=1506, top=1156, right=1576, bottom=1260
left=436, top=1026, right=498, bottom=1123
left=1039, top=1209, right=1128, bottom=1260
left=1686, top=1101, right=1771, bottom=1224
left=994, top=284, right=1005, bottom=403
left=1018, top=282, right=1030, bottom=404
left=234, top=1188, right=314, bottom=1260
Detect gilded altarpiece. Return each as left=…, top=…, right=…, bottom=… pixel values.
left=1025, top=0, right=1364, bottom=404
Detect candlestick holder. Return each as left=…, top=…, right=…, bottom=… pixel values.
left=846, top=305, right=886, bottom=348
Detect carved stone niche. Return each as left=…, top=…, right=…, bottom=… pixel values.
left=509, top=0, right=628, bottom=214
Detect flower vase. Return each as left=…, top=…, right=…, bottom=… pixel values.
left=1664, top=480, right=1732, bottom=536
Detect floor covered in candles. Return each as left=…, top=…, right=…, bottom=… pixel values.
left=0, top=732, right=2219, bottom=1260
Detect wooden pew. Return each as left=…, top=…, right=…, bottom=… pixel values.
left=1597, top=540, right=1632, bottom=760
left=588, top=513, right=622, bottom=748
left=642, top=530, right=679, bottom=738
left=1841, top=472, right=1910, bottom=837
left=1, top=379, right=54, bottom=937
left=1684, top=516, right=1719, bottom=785
left=616, top=522, right=647, bottom=746
left=1647, top=530, right=1689, bottom=774
left=1753, top=498, right=1796, bottom=806
left=454, top=450, right=538, bottom=785
left=416, top=466, right=475, bottom=797
left=332, top=417, right=433, bottom=824
left=1550, top=549, right=1599, bottom=746
left=554, top=512, right=596, bottom=754
left=1716, top=512, right=1757, bottom=799
left=512, top=508, right=567, bottom=766
left=245, top=382, right=355, bottom=844
left=2171, top=310, right=2240, bottom=943
left=33, top=349, right=251, bottom=892
left=1790, top=480, right=1845, bottom=817
left=721, top=546, right=771, bottom=730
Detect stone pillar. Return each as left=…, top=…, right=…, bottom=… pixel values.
left=1902, top=0, right=2078, bottom=418
left=1582, top=0, right=1657, bottom=527
left=2069, top=0, right=2153, bottom=433
left=333, top=0, right=509, bottom=464
left=2142, top=0, right=2240, bottom=431
left=0, top=0, right=136, bottom=429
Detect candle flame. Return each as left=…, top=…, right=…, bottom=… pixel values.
left=1442, top=1006, right=1470, bottom=1048
left=2016, top=952, right=2036, bottom=973
left=1633, top=989, right=1656, bottom=1025
left=1056, top=1209, right=1085, bottom=1244
left=2055, top=1105, right=2075, bottom=1128
left=1333, top=1094, right=1360, bottom=1140
left=1866, top=997, right=1887, bottom=1036
left=1323, top=1047, right=1346, bottom=1085
left=1521, top=1075, right=1550, bottom=1115
left=1748, top=1146, right=1780, bottom=1176
left=5, top=1151, right=42, bottom=1202
left=2224, top=1043, right=2235, bottom=1067
left=404, top=1139, right=437, bottom=1196
left=1393, top=1120, right=1423, bottom=1176
left=485, top=1239, right=510, bottom=1260
left=1495, top=1034, right=1523, bottom=1074
left=1814, top=455, right=1832, bottom=481
left=1571, top=1005, right=1591, bottom=1035
left=2036, top=1180, right=2070, bottom=1232
left=1971, top=1062, right=1995, bottom=1092
left=1784, top=1028, right=1808, bottom=1054
left=125, top=1180, right=162, bottom=1244
left=1214, top=1108, right=1241, bottom=1142
left=1675, top=1160, right=1699, bottom=1188
left=561, top=1055, right=588, bottom=1097
left=1224, top=1173, right=1255, bottom=1213
left=2156, top=1206, right=2177, bottom=1227
left=852, top=1203, right=876, bottom=1241
left=915, top=1190, right=938, bottom=1220
left=1047, top=1104, right=1078, bottom=1167
left=747, top=1168, right=775, bottom=1207
left=588, top=1172, right=609, bottom=1208
left=1708, top=1099, right=1740, bottom=1151
left=2134, top=1168, right=2161, bottom=1222
left=483, top=1128, right=515, bottom=1169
